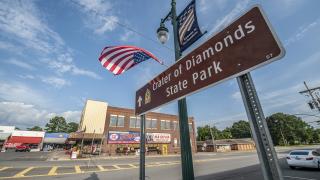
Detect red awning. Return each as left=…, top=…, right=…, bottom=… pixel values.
left=6, top=136, right=42, bottom=144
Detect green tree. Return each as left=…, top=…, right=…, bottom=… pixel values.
left=220, top=127, right=233, bottom=139
left=67, top=122, right=79, bottom=133
left=311, top=129, right=320, bottom=143
left=266, top=113, right=314, bottom=145
left=27, top=126, right=43, bottom=131
left=230, top=120, right=251, bottom=139
left=197, top=125, right=211, bottom=141
left=45, top=116, right=68, bottom=133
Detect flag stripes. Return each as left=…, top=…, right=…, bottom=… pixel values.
left=99, top=46, right=162, bottom=75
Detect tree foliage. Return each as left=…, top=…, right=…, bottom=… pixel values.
left=266, top=113, right=315, bottom=145
left=67, top=122, right=79, bottom=133
left=197, top=113, right=320, bottom=146
left=45, top=116, right=68, bottom=133
left=27, top=126, right=43, bottom=131
left=230, top=120, right=251, bottom=139
left=45, top=116, right=79, bottom=133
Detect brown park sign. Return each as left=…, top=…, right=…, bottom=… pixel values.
left=135, top=6, right=285, bottom=115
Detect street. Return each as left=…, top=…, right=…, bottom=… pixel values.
left=0, top=149, right=319, bottom=180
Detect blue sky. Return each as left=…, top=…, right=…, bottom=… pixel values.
left=0, top=0, right=319, bottom=130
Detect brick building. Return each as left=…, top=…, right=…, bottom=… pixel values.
left=69, top=100, right=196, bottom=156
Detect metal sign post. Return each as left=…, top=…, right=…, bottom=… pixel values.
left=139, top=114, right=146, bottom=180
left=237, top=73, right=283, bottom=180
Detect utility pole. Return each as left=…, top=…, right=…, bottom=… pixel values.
left=209, top=127, right=215, bottom=152
left=299, top=81, right=320, bottom=112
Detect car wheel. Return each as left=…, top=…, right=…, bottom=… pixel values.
left=289, top=166, right=295, bottom=169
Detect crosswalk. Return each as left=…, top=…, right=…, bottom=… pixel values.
left=0, top=161, right=180, bottom=179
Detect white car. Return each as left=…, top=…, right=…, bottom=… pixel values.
left=286, top=149, right=320, bottom=169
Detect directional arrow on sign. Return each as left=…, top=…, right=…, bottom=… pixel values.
left=137, top=96, right=142, bottom=107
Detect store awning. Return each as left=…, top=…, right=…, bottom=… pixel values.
left=43, top=137, right=67, bottom=144
left=0, top=133, right=11, bottom=140
left=68, top=132, right=104, bottom=140
left=6, top=136, right=42, bottom=144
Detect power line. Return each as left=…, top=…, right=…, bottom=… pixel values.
left=69, top=0, right=174, bottom=52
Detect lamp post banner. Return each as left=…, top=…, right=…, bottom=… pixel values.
left=177, top=0, right=203, bottom=52
left=135, top=6, right=285, bottom=115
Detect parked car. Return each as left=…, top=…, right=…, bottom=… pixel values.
left=15, top=144, right=31, bottom=152
left=286, top=149, right=320, bottom=169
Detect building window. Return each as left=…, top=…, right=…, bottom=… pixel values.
left=188, top=123, right=193, bottom=133
left=117, top=116, right=124, bottom=127
left=109, top=115, right=125, bottom=127
left=165, top=120, right=170, bottom=130
left=161, top=120, right=171, bottom=130
left=172, top=121, right=178, bottom=131
left=130, top=116, right=141, bottom=128
left=147, top=118, right=157, bottom=129
left=151, top=119, right=157, bottom=129
left=110, top=115, right=118, bottom=127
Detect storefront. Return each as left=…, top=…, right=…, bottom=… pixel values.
left=5, top=130, right=45, bottom=151
left=77, top=100, right=197, bottom=156
left=0, top=126, right=15, bottom=151
left=43, top=133, right=70, bottom=151
left=106, top=131, right=172, bottom=155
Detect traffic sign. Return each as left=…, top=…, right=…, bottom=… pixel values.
left=135, top=6, right=285, bottom=115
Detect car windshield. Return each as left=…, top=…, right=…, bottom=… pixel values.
left=290, top=151, right=309, bottom=156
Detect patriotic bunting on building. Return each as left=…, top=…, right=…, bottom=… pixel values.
left=98, top=45, right=163, bottom=75
left=177, top=0, right=203, bottom=52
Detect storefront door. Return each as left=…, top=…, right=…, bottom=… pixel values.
left=162, top=144, right=168, bottom=155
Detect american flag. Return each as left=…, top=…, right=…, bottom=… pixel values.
left=178, top=5, right=195, bottom=45
left=99, top=45, right=162, bottom=75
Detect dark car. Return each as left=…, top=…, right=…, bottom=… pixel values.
left=15, top=144, right=31, bottom=152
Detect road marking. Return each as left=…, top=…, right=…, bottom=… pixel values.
left=112, top=165, right=121, bottom=169
left=97, top=165, right=104, bottom=171
left=13, top=167, right=34, bottom=177
left=0, top=167, right=10, bottom=172
left=74, top=166, right=82, bottom=173
left=48, top=166, right=58, bottom=175
left=128, top=164, right=137, bottom=168
left=284, top=176, right=317, bottom=180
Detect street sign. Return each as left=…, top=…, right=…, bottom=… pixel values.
left=135, top=6, right=285, bottom=115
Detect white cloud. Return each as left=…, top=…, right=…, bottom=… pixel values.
left=41, top=77, right=70, bottom=88
left=0, top=0, right=100, bottom=80
left=284, top=18, right=319, bottom=47
left=45, top=53, right=102, bottom=79
left=120, top=30, right=134, bottom=42
left=0, top=101, right=81, bottom=129
left=0, top=0, right=64, bottom=54
left=94, top=16, right=119, bottom=35
left=209, top=0, right=250, bottom=35
left=198, top=0, right=227, bottom=13
left=72, top=0, right=119, bottom=35
left=18, top=74, right=35, bottom=79
left=0, top=81, right=47, bottom=107
left=6, top=59, right=35, bottom=70
left=197, top=113, right=247, bottom=130
left=61, top=111, right=81, bottom=122
left=231, top=91, right=242, bottom=101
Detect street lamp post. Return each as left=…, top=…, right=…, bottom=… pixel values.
left=156, top=1, right=194, bottom=179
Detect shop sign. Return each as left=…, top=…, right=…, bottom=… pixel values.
left=108, top=131, right=171, bottom=144
left=146, top=133, right=171, bottom=143
left=108, top=131, right=140, bottom=144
